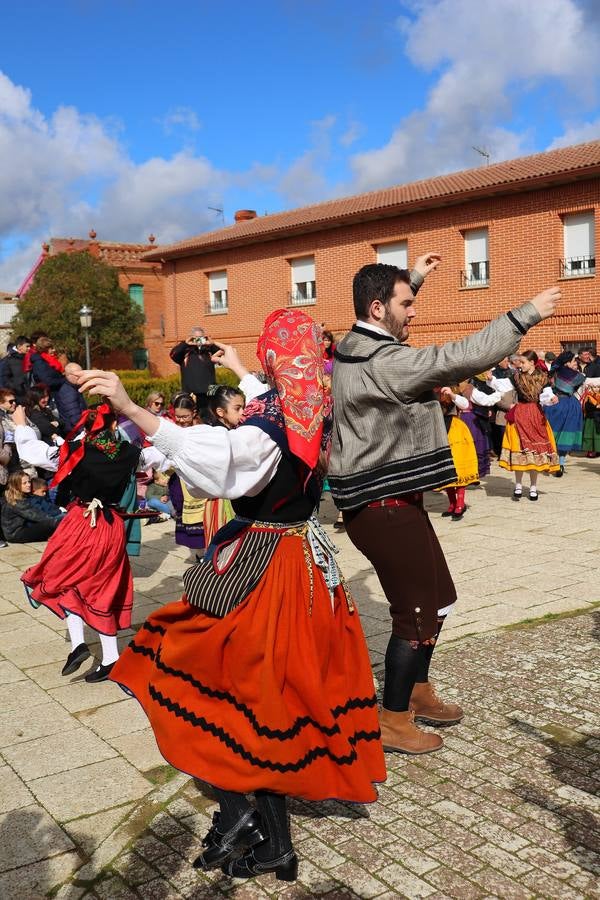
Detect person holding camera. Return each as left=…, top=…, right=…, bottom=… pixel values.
left=170, top=327, right=216, bottom=419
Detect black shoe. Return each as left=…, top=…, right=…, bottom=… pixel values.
left=193, top=809, right=266, bottom=871
left=223, top=847, right=298, bottom=882
left=84, top=662, right=116, bottom=683
left=441, top=509, right=454, bottom=518
left=553, top=466, right=564, bottom=477
left=512, top=489, right=522, bottom=501
left=529, top=491, right=539, bottom=502
left=61, top=643, right=91, bottom=676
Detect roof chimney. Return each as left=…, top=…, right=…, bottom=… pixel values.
left=234, top=209, right=257, bottom=223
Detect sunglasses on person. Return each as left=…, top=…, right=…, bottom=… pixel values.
left=5, top=398, right=16, bottom=405
left=151, top=400, right=164, bottom=407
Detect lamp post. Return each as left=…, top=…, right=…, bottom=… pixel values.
left=79, top=305, right=92, bottom=369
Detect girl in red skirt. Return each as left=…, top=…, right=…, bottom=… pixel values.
left=76, top=313, right=385, bottom=883
left=15, top=403, right=148, bottom=682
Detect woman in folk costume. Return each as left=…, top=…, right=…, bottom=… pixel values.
left=499, top=350, right=560, bottom=500
left=581, top=384, right=600, bottom=457
left=14, top=403, right=164, bottom=682
left=545, top=351, right=585, bottom=475
left=435, top=386, right=479, bottom=520
left=458, top=372, right=502, bottom=478
left=201, top=385, right=243, bottom=545
left=76, top=311, right=384, bottom=884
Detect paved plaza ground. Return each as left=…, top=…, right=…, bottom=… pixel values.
left=0, top=456, right=598, bottom=899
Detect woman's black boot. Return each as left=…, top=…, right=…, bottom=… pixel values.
left=193, top=809, right=266, bottom=870
left=223, top=847, right=298, bottom=881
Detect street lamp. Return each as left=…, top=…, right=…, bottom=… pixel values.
left=79, top=305, right=92, bottom=369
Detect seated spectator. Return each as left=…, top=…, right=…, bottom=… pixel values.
left=1, top=471, right=59, bottom=543
left=145, top=470, right=176, bottom=523
left=0, top=335, right=31, bottom=402
left=25, top=385, right=64, bottom=445
left=145, top=391, right=167, bottom=416
left=30, top=477, right=65, bottom=521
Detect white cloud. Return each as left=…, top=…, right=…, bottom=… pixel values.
left=0, top=70, right=268, bottom=290
left=158, top=106, right=202, bottom=134
left=548, top=117, right=600, bottom=148
left=350, top=0, right=600, bottom=191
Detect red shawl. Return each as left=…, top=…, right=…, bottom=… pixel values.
left=256, top=309, right=325, bottom=471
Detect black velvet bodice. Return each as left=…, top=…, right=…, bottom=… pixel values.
left=56, top=442, right=141, bottom=507
left=232, top=453, right=319, bottom=524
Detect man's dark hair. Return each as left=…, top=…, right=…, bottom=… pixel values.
left=14, top=335, right=30, bottom=347
left=352, top=264, right=411, bottom=318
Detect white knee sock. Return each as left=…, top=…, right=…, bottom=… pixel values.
left=98, top=633, right=120, bottom=666
left=66, top=614, right=85, bottom=650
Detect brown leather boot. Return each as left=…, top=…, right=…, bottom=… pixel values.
left=409, top=681, right=464, bottom=725
left=379, top=708, right=443, bottom=754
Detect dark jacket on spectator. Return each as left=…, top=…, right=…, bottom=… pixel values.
left=29, top=353, right=86, bottom=431
left=28, top=407, right=63, bottom=445
left=1, top=497, right=58, bottom=542
left=0, top=350, right=29, bottom=401
left=30, top=495, right=64, bottom=520
left=169, top=342, right=215, bottom=396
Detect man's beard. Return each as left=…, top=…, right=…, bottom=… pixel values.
left=382, top=308, right=408, bottom=342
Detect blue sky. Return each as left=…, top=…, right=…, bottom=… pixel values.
left=2, top=0, right=600, bottom=289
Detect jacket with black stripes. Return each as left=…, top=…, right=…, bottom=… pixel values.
left=328, top=301, right=541, bottom=510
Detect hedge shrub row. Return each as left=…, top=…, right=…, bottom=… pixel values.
left=116, top=368, right=240, bottom=407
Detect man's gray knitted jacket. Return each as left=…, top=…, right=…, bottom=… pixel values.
left=328, top=301, right=542, bottom=510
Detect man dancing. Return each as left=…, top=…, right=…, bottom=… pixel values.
left=328, top=255, right=558, bottom=753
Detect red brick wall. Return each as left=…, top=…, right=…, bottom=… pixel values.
left=160, top=179, right=600, bottom=371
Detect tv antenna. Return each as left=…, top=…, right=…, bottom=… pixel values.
left=208, top=206, right=225, bottom=225
left=472, top=146, right=491, bottom=165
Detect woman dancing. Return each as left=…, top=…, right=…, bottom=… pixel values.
left=77, top=312, right=384, bottom=883
left=15, top=403, right=164, bottom=681
left=499, top=350, right=560, bottom=500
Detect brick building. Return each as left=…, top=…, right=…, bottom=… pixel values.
left=145, top=140, right=600, bottom=370
left=17, top=232, right=169, bottom=373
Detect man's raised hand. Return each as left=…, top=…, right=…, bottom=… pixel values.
left=530, top=286, right=560, bottom=321
left=413, top=252, right=442, bottom=278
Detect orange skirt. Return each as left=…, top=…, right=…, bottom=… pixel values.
left=110, top=534, right=385, bottom=802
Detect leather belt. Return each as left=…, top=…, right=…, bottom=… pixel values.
left=367, top=492, right=423, bottom=509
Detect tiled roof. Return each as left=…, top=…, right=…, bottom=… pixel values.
left=144, top=140, right=600, bottom=261
left=50, top=238, right=156, bottom=265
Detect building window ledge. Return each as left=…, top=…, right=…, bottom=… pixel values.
left=558, top=274, right=595, bottom=281
left=206, top=306, right=229, bottom=315
left=459, top=284, right=490, bottom=291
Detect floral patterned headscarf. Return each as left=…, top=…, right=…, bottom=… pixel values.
left=256, top=308, right=324, bottom=471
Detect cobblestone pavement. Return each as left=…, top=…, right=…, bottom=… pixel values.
left=0, top=457, right=598, bottom=898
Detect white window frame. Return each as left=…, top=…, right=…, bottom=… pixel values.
left=290, top=256, right=316, bottom=306
left=208, top=270, right=228, bottom=313
left=463, top=228, right=489, bottom=287
left=562, top=212, right=595, bottom=277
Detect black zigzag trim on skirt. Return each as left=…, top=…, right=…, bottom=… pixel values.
left=142, top=622, right=166, bottom=635
left=127, top=640, right=377, bottom=740
left=148, top=684, right=381, bottom=772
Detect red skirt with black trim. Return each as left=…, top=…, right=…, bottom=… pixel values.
left=22, top=504, right=133, bottom=635
left=110, top=534, right=385, bottom=802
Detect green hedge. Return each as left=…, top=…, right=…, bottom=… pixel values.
left=117, top=368, right=240, bottom=407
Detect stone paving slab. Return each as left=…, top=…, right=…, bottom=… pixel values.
left=0, top=456, right=598, bottom=897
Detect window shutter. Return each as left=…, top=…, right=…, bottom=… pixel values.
left=291, top=256, right=315, bottom=283
left=376, top=241, right=408, bottom=268
left=128, top=284, right=144, bottom=309
left=209, top=270, right=228, bottom=292
left=464, top=229, right=488, bottom=264
left=564, top=213, right=594, bottom=259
